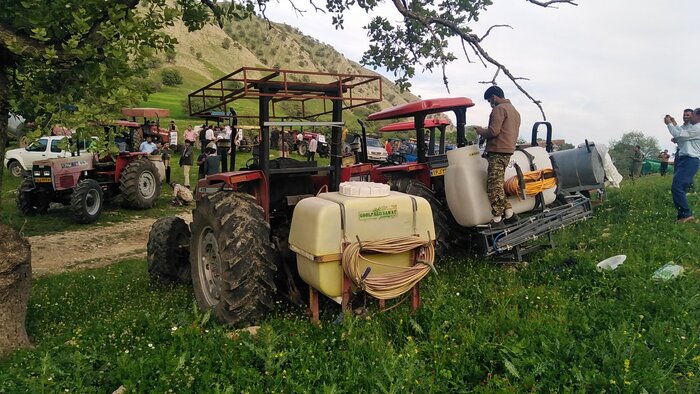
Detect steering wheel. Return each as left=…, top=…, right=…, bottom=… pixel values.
left=245, top=157, right=259, bottom=170
left=386, top=153, right=406, bottom=166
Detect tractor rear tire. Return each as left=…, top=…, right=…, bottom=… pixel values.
left=71, top=179, right=104, bottom=224
left=120, top=158, right=161, bottom=209
left=16, top=178, right=49, bottom=215
left=389, top=177, right=454, bottom=261
left=190, top=192, right=277, bottom=327
left=147, top=216, right=192, bottom=285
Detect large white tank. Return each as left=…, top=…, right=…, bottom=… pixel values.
left=444, top=145, right=556, bottom=227
left=288, top=182, right=435, bottom=300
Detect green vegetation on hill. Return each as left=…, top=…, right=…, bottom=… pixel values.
left=139, top=13, right=417, bottom=134
left=1, top=175, right=699, bottom=391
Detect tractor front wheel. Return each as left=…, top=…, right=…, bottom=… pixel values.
left=147, top=216, right=191, bottom=285
left=16, top=178, right=49, bottom=215
left=389, top=177, right=455, bottom=261
left=190, top=192, right=277, bottom=327
left=71, top=179, right=104, bottom=224
left=120, top=158, right=161, bottom=209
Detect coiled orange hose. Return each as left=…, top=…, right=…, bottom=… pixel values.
left=504, top=168, right=557, bottom=198
left=342, top=236, right=435, bottom=300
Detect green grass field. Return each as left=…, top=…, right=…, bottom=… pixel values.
left=0, top=175, right=698, bottom=392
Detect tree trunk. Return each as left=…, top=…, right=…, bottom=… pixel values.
left=0, top=67, right=9, bottom=211
left=0, top=223, right=32, bottom=357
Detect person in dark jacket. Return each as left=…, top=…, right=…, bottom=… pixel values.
left=179, top=139, right=194, bottom=188
left=474, top=85, right=521, bottom=227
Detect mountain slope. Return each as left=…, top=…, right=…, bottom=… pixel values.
left=142, top=12, right=418, bottom=129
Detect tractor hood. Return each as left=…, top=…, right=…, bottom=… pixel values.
left=33, top=154, right=95, bottom=174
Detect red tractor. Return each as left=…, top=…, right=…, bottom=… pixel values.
left=17, top=120, right=161, bottom=223
left=357, top=98, right=602, bottom=261
left=120, top=107, right=173, bottom=147
left=147, top=67, right=384, bottom=326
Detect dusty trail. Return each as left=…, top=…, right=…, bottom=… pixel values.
left=28, top=213, right=192, bottom=276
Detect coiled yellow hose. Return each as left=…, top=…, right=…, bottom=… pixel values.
left=504, top=168, right=557, bottom=198
left=342, top=236, right=435, bottom=300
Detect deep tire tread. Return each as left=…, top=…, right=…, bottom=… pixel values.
left=147, top=216, right=192, bottom=285
left=70, top=179, right=104, bottom=224
left=120, top=158, right=161, bottom=209
left=190, top=192, right=277, bottom=327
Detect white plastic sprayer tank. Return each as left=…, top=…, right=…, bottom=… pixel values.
left=444, top=145, right=556, bottom=227
left=288, top=182, right=435, bottom=300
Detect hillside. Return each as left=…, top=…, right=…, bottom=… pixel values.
left=141, top=11, right=419, bottom=130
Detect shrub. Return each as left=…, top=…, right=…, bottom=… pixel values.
left=221, top=38, right=231, bottom=49
left=195, top=52, right=202, bottom=60
left=161, top=68, right=183, bottom=86
left=165, top=49, right=176, bottom=63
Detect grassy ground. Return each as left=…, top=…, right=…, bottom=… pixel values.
left=0, top=175, right=698, bottom=392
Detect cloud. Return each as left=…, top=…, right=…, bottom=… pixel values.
left=265, top=0, right=700, bottom=150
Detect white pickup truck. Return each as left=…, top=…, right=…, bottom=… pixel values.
left=4, top=136, right=77, bottom=177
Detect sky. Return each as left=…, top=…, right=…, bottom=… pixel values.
left=265, top=0, right=700, bottom=152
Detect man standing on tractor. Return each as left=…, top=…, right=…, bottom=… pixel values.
left=474, top=86, right=521, bottom=227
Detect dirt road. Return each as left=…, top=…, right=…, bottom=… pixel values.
left=28, top=213, right=192, bottom=276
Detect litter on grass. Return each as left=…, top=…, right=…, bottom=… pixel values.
left=596, top=255, right=626, bottom=271
left=651, top=263, right=685, bottom=281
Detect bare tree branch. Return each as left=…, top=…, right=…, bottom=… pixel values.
left=479, top=24, right=511, bottom=41
left=308, top=0, right=325, bottom=13
left=390, top=0, right=554, bottom=119
left=526, top=0, right=578, bottom=8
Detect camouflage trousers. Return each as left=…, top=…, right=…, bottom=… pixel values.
left=486, top=152, right=513, bottom=217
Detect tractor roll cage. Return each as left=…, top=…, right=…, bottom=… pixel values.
left=188, top=67, right=382, bottom=120
left=367, top=97, right=475, bottom=163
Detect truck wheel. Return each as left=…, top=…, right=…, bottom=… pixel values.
left=147, top=216, right=191, bottom=285
left=190, top=192, right=277, bottom=326
left=389, top=177, right=455, bottom=261
left=16, top=178, right=48, bottom=215
left=120, top=158, right=161, bottom=209
left=71, top=179, right=104, bottom=224
left=8, top=161, right=23, bottom=177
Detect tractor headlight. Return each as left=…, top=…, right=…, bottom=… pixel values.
left=33, top=171, right=41, bottom=177
left=43, top=170, right=50, bottom=176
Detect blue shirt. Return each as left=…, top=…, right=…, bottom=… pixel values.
left=667, top=123, right=700, bottom=158
left=139, top=141, right=157, bottom=154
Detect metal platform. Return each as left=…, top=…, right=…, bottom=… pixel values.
left=473, top=194, right=593, bottom=261
left=188, top=67, right=382, bottom=120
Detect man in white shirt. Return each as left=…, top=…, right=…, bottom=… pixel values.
left=296, top=132, right=304, bottom=155
left=664, top=108, right=700, bottom=223
left=139, top=135, right=157, bottom=154
left=307, top=135, right=318, bottom=161
left=205, top=126, right=215, bottom=145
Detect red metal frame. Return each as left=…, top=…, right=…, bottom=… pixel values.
left=366, top=97, right=474, bottom=121
left=378, top=118, right=450, bottom=133
left=120, top=108, right=170, bottom=118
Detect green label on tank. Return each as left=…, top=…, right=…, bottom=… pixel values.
left=359, top=205, right=398, bottom=220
